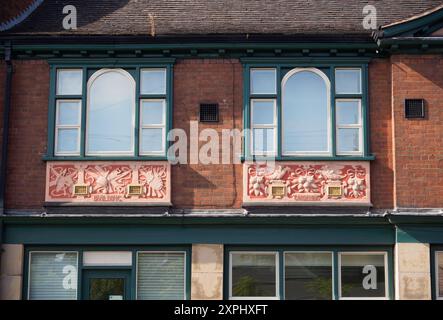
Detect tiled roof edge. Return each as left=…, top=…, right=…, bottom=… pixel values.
left=0, top=0, right=44, bottom=32
left=380, top=3, right=443, bottom=29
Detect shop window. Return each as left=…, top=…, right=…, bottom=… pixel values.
left=434, top=251, right=443, bottom=299
left=339, top=252, right=388, bottom=299
left=229, top=252, right=279, bottom=299
left=28, top=251, right=79, bottom=300
left=284, top=252, right=333, bottom=300
left=136, top=252, right=186, bottom=300
left=227, top=248, right=391, bottom=300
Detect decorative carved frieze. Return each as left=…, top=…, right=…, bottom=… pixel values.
left=46, top=161, right=171, bottom=205
left=243, top=161, right=371, bottom=205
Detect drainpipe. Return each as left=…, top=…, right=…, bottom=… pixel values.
left=0, top=41, right=12, bottom=285
left=0, top=42, right=12, bottom=215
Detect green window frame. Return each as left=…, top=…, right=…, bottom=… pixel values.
left=242, top=58, right=374, bottom=161
left=45, top=59, right=175, bottom=161
left=224, top=246, right=394, bottom=300
left=431, top=246, right=443, bottom=300
left=23, top=246, right=191, bottom=300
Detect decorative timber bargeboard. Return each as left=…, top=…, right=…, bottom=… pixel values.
left=45, top=161, right=171, bottom=205
left=243, top=161, right=371, bottom=206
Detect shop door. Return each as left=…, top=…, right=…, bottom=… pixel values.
left=82, top=269, right=131, bottom=300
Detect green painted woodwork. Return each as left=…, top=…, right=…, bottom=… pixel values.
left=46, top=59, right=174, bottom=160
left=22, top=245, right=192, bottom=300
left=242, top=59, right=373, bottom=160
left=2, top=218, right=395, bottom=245
left=379, top=7, right=443, bottom=38
left=4, top=214, right=443, bottom=245
left=82, top=269, right=131, bottom=300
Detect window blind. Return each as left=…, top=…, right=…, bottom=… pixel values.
left=28, top=252, right=78, bottom=300
left=137, top=252, right=185, bottom=300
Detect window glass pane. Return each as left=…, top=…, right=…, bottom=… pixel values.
left=285, top=252, right=333, bottom=300
left=57, top=101, right=80, bottom=125
left=56, top=128, right=79, bottom=153
left=253, top=128, right=275, bottom=154
left=437, top=252, right=443, bottom=297
left=335, top=69, right=361, bottom=94
left=283, top=70, right=329, bottom=153
left=87, top=70, right=135, bottom=154
left=340, top=253, right=386, bottom=298
left=251, top=69, right=276, bottom=94
left=141, top=69, right=166, bottom=94
left=337, top=128, right=360, bottom=153
left=57, top=69, right=82, bottom=95
left=137, top=252, right=185, bottom=300
left=336, top=100, right=360, bottom=125
left=252, top=100, right=275, bottom=125
left=141, top=128, right=163, bottom=153
left=141, top=100, right=165, bottom=125
left=89, top=278, right=124, bottom=300
left=231, top=253, right=277, bottom=298
left=29, top=252, right=78, bottom=300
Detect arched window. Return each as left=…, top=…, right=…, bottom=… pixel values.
left=86, top=69, right=135, bottom=155
left=282, top=68, right=331, bottom=155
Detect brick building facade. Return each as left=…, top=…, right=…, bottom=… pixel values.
left=0, top=0, right=442, bottom=300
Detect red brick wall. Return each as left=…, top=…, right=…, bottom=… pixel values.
left=368, top=59, right=394, bottom=209
left=172, top=59, right=243, bottom=208
left=391, top=55, right=443, bottom=208
left=2, top=57, right=440, bottom=210
left=5, top=60, right=49, bottom=209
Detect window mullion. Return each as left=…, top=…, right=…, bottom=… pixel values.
left=276, top=66, right=282, bottom=157
left=80, top=67, right=87, bottom=157
left=135, top=67, right=141, bottom=157
left=331, top=66, right=337, bottom=157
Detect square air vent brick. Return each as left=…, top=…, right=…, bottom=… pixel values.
left=199, top=103, right=219, bottom=122
left=405, top=99, right=425, bottom=119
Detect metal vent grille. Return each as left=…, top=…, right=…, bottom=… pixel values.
left=199, top=103, right=219, bottom=122
left=405, top=99, right=425, bottom=118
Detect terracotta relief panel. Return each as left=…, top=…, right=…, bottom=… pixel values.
left=243, top=161, right=371, bottom=205
left=46, top=161, right=171, bottom=204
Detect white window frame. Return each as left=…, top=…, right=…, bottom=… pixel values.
left=335, top=68, right=362, bottom=95
left=140, top=68, right=167, bottom=95
left=338, top=251, right=389, bottom=300
left=335, top=99, right=363, bottom=156
left=28, top=251, right=79, bottom=300
left=281, top=67, right=332, bottom=156
left=56, top=69, right=83, bottom=96
left=85, top=68, right=136, bottom=156
left=229, top=251, right=280, bottom=300
left=250, top=99, right=277, bottom=156
left=135, top=251, right=187, bottom=300
left=250, top=68, right=277, bottom=95
left=283, top=251, right=334, bottom=300
left=54, top=99, right=82, bottom=156
left=139, top=99, right=166, bottom=156
left=435, top=251, right=443, bottom=300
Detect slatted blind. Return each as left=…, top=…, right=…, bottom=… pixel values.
left=29, top=252, right=78, bottom=300
left=137, top=252, right=185, bottom=300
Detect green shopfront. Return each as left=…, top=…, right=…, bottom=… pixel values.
left=5, top=214, right=436, bottom=300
